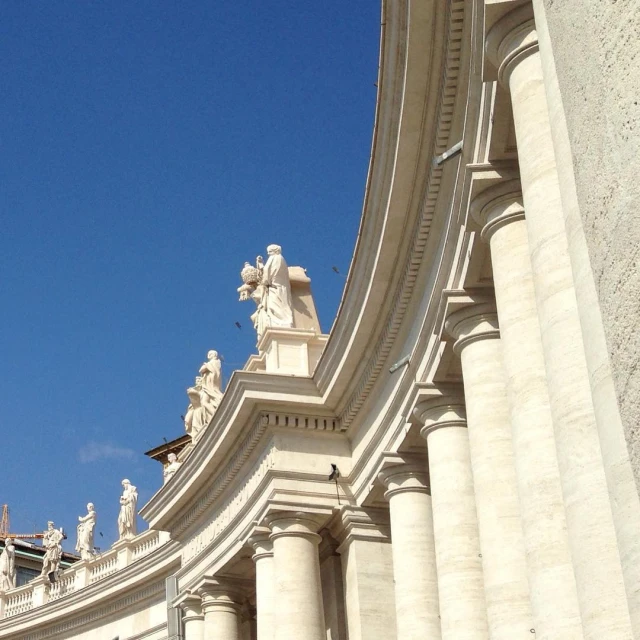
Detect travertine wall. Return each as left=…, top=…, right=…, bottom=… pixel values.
left=541, top=0, right=640, bottom=487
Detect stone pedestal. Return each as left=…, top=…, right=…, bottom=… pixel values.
left=378, top=465, right=439, bottom=640
left=268, top=512, right=326, bottom=640
left=245, top=328, right=328, bottom=375
left=416, top=400, right=488, bottom=640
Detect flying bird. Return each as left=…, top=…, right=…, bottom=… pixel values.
left=332, top=266, right=340, bottom=274
left=234, top=321, right=242, bottom=329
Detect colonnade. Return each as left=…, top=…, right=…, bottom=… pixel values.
left=174, top=4, right=640, bottom=640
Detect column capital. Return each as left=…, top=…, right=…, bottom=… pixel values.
left=246, top=527, right=273, bottom=562
left=414, top=397, right=467, bottom=440
left=378, top=463, right=430, bottom=499
left=266, top=511, right=323, bottom=545
left=195, top=577, right=246, bottom=614
left=174, top=591, right=203, bottom=622
left=470, top=180, right=525, bottom=242
left=445, top=303, right=499, bottom=355
left=486, top=4, right=537, bottom=86
left=327, top=505, right=390, bottom=552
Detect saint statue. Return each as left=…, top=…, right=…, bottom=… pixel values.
left=199, top=350, right=223, bottom=406
left=41, top=521, right=64, bottom=580
left=76, top=503, right=97, bottom=561
left=163, top=452, right=183, bottom=484
left=0, top=539, right=16, bottom=591
left=118, top=479, right=138, bottom=540
left=238, top=244, right=295, bottom=343
left=184, top=358, right=222, bottom=439
left=261, top=244, right=294, bottom=328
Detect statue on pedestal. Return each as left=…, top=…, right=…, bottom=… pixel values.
left=0, top=539, right=16, bottom=591
left=117, top=479, right=138, bottom=540
left=41, top=521, right=64, bottom=580
left=163, top=453, right=182, bottom=483
left=76, top=503, right=97, bottom=561
left=238, top=244, right=294, bottom=342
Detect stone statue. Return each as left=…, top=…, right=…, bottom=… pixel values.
left=41, top=521, right=64, bottom=579
left=118, top=479, right=138, bottom=540
left=184, top=356, right=222, bottom=439
left=76, top=503, right=97, bottom=561
left=199, top=350, right=223, bottom=406
left=262, top=244, right=294, bottom=328
left=163, top=452, right=183, bottom=484
left=184, top=383, right=208, bottom=437
left=238, top=245, right=294, bottom=342
left=0, top=539, right=16, bottom=591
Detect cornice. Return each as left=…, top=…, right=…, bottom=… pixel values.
left=144, top=410, right=343, bottom=536
left=327, top=1, right=470, bottom=428
left=140, top=369, right=326, bottom=526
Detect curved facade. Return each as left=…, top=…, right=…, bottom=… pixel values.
left=1, top=1, right=640, bottom=639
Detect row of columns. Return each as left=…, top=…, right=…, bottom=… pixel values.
left=174, top=5, right=640, bottom=640
left=177, top=513, right=327, bottom=640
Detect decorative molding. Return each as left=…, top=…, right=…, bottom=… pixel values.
left=182, top=444, right=277, bottom=562
left=172, top=411, right=340, bottom=539
left=339, top=1, right=468, bottom=427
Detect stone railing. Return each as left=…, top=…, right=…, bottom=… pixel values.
left=132, top=529, right=161, bottom=560
left=2, top=583, right=35, bottom=618
left=0, top=529, right=169, bottom=619
left=48, top=571, right=75, bottom=602
left=88, top=552, right=118, bottom=585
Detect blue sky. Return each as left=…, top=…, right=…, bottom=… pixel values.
left=0, top=2, right=379, bottom=548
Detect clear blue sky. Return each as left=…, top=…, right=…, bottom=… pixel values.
left=0, top=2, right=379, bottom=548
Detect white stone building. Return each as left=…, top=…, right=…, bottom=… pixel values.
left=1, top=0, right=640, bottom=638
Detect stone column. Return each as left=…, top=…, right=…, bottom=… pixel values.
left=471, top=184, right=582, bottom=640
left=486, top=8, right=633, bottom=640
left=328, top=505, right=397, bottom=640
left=198, top=580, right=243, bottom=640
left=248, top=530, right=275, bottom=640
left=446, top=303, right=533, bottom=640
left=268, top=512, right=326, bottom=640
left=377, top=464, right=440, bottom=640
left=177, top=593, right=205, bottom=640
left=415, top=402, right=489, bottom=640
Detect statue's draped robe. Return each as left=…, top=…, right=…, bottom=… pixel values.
left=200, top=357, right=223, bottom=405
left=0, top=545, right=15, bottom=590
left=262, top=254, right=294, bottom=328
left=76, top=511, right=96, bottom=555
left=118, top=486, right=138, bottom=538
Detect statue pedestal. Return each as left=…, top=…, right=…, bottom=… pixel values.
left=112, top=538, right=135, bottom=569
left=246, top=328, right=328, bottom=376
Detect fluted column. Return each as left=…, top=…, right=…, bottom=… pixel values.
left=415, top=401, right=488, bottom=640
left=248, top=530, right=275, bottom=640
left=198, top=579, right=243, bottom=640
left=177, top=593, right=205, bottom=640
left=486, top=8, right=633, bottom=640
left=446, top=304, right=533, bottom=640
left=471, top=184, right=582, bottom=640
left=378, top=464, right=440, bottom=640
left=268, top=512, right=326, bottom=640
